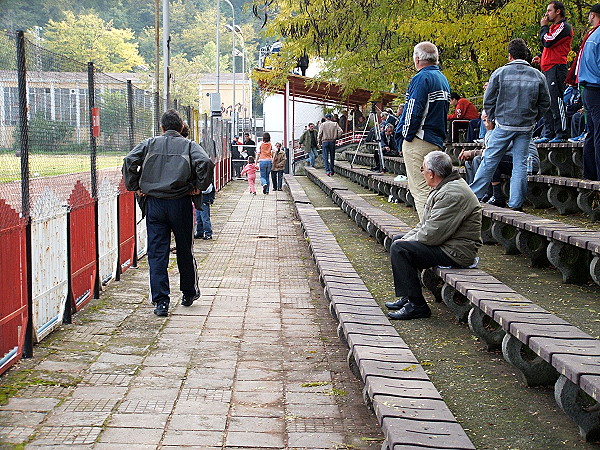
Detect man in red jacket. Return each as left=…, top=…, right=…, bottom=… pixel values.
left=447, top=93, right=479, bottom=142
left=534, top=1, right=574, bottom=144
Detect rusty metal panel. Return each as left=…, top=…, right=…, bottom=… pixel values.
left=97, top=179, right=119, bottom=287
left=135, top=201, right=147, bottom=259
left=118, top=183, right=135, bottom=275
left=68, top=181, right=96, bottom=312
left=30, top=188, right=68, bottom=343
left=0, top=199, right=28, bottom=375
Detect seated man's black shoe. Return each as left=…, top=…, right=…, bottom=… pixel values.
left=486, top=196, right=507, bottom=208
left=388, top=302, right=431, bottom=320
left=181, top=292, right=200, bottom=307
left=384, top=296, right=409, bottom=310
left=154, top=302, right=169, bottom=316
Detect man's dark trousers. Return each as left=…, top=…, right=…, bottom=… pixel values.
left=322, top=141, right=336, bottom=173
left=146, top=196, right=198, bottom=306
left=390, top=239, right=456, bottom=305
left=541, top=64, right=568, bottom=139
left=583, top=87, right=600, bottom=181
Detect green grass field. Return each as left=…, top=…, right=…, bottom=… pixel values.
left=0, top=153, right=124, bottom=183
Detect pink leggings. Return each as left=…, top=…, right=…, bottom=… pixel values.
left=247, top=173, right=256, bottom=193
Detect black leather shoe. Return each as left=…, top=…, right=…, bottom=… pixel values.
left=154, top=302, right=169, bottom=316
left=194, top=233, right=202, bottom=239
left=486, top=196, right=507, bottom=208
left=388, top=302, right=431, bottom=320
left=181, top=292, right=200, bottom=307
left=263, top=185, right=268, bottom=194
left=385, top=296, right=409, bottom=310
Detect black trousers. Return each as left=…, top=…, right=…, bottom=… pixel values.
left=541, top=64, right=568, bottom=139
left=390, top=239, right=456, bottom=305
left=146, top=196, right=198, bottom=306
left=583, top=87, right=600, bottom=181
left=271, top=170, right=284, bottom=190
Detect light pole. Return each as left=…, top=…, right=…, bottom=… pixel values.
left=216, top=0, right=220, bottom=95
left=223, top=0, right=235, bottom=137
left=226, top=24, right=245, bottom=132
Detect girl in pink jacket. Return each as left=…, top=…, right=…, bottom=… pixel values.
left=240, top=156, right=260, bottom=194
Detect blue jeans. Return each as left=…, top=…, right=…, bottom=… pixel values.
left=322, top=141, right=336, bottom=173
left=470, top=126, right=532, bottom=209
left=195, top=203, right=212, bottom=237
left=308, top=147, right=318, bottom=166
left=259, top=159, right=272, bottom=192
left=146, top=196, right=198, bottom=306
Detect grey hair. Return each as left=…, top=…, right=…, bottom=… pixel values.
left=423, top=151, right=453, bottom=178
left=385, top=123, right=394, bottom=131
left=413, top=41, right=439, bottom=65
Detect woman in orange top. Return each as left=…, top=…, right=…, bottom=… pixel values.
left=258, top=132, right=273, bottom=194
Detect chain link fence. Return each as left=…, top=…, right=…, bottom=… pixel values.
left=0, top=30, right=204, bottom=219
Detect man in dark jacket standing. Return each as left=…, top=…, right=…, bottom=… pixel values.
left=386, top=151, right=482, bottom=320
left=533, top=1, right=573, bottom=143
left=395, top=41, right=451, bottom=221
left=122, top=109, right=214, bottom=316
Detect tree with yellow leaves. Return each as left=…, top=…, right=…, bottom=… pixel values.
left=253, top=0, right=587, bottom=99
left=43, top=12, right=145, bottom=72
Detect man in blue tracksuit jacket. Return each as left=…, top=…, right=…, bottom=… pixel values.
left=579, top=4, right=600, bottom=180
left=395, top=41, right=450, bottom=220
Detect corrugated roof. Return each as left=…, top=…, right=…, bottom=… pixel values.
left=253, top=68, right=396, bottom=107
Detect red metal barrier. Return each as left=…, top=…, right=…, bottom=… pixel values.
left=214, top=160, right=221, bottom=191
left=0, top=199, right=28, bottom=375
left=224, top=156, right=231, bottom=185
left=118, top=180, right=135, bottom=276
left=68, top=181, right=97, bottom=312
left=219, top=159, right=225, bottom=189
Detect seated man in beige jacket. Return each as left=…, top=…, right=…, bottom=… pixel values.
left=386, top=151, right=482, bottom=320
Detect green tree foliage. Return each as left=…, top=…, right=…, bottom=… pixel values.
left=170, top=46, right=231, bottom=107
left=12, top=112, right=75, bottom=153
left=253, top=0, right=590, bottom=99
left=43, top=12, right=145, bottom=72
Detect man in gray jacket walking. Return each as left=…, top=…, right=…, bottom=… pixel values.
left=386, top=151, right=482, bottom=320
left=122, top=109, right=214, bottom=316
left=470, top=39, right=550, bottom=210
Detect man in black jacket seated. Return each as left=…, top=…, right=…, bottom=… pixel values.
left=371, top=124, right=400, bottom=172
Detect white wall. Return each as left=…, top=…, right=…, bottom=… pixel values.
left=263, top=94, right=326, bottom=147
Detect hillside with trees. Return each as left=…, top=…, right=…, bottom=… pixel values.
left=2, top=0, right=266, bottom=107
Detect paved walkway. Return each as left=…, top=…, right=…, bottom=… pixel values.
left=0, top=181, right=382, bottom=449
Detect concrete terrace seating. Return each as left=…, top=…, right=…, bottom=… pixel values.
left=334, top=160, right=600, bottom=287
left=449, top=141, right=585, bottom=178
left=335, top=160, right=414, bottom=208
left=448, top=142, right=600, bottom=220
left=305, top=166, right=600, bottom=440
left=343, top=148, right=407, bottom=176
left=283, top=173, right=475, bottom=450
left=480, top=203, right=600, bottom=286
left=527, top=175, right=600, bottom=220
